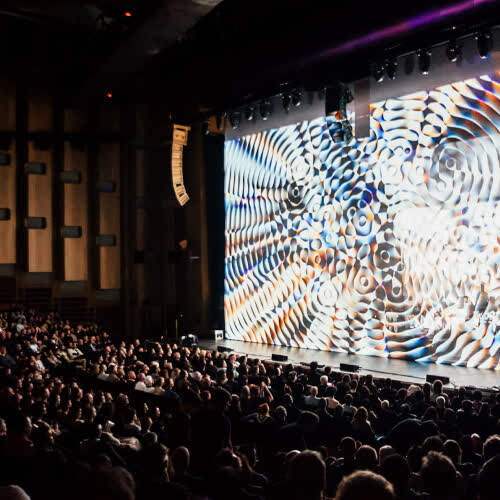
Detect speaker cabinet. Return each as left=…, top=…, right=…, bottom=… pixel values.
left=272, top=354, right=288, bottom=362
left=62, top=226, right=82, bottom=238
left=25, top=161, right=47, bottom=175
left=426, top=374, right=450, bottom=385
left=25, top=217, right=47, bottom=229
left=96, top=234, right=116, bottom=247
left=340, top=363, right=360, bottom=373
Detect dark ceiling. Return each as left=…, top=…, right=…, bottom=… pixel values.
left=1, top=0, right=500, bottom=122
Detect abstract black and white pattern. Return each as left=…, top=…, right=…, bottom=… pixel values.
left=225, top=73, right=500, bottom=369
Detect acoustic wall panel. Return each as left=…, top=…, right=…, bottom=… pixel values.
left=97, top=105, right=120, bottom=289
left=0, top=77, right=16, bottom=264
left=27, top=91, right=53, bottom=272
left=63, top=109, right=88, bottom=281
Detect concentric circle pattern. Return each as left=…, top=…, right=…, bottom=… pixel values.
left=224, top=73, right=500, bottom=369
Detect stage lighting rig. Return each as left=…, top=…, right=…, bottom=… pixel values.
left=229, top=111, right=241, bottom=129
left=291, top=89, right=302, bottom=107
left=202, top=120, right=210, bottom=135
left=386, top=58, right=398, bottom=80
left=215, top=113, right=226, bottom=131
left=259, top=100, right=272, bottom=121
left=245, top=106, right=255, bottom=121
left=446, top=40, right=461, bottom=62
left=418, top=49, right=432, bottom=75
left=282, top=93, right=291, bottom=113
left=372, top=62, right=385, bottom=82
left=476, top=31, right=492, bottom=59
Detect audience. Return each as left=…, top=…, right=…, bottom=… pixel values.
left=0, top=307, right=499, bottom=500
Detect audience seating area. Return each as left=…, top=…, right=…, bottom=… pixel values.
left=1, top=308, right=500, bottom=500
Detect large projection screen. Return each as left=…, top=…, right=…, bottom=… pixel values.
left=224, top=73, right=500, bottom=369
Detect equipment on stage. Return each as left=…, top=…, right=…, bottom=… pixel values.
left=271, top=354, right=288, bottom=362
left=426, top=374, right=450, bottom=385
left=180, top=334, right=198, bottom=348
left=217, top=346, right=233, bottom=353
left=340, top=363, right=360, bottom=373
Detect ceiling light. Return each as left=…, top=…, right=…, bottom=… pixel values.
left=476, top=31, right=492, bottom=59
left=291, top=89, right=302, bottom=107
left=245, top=106, right=255, bottom=121
left=418, top=49, right=432, bottom=75
left=446, top=40, right=461, bottom=62
left=386, top=58, right=398, bottom=80
left=372, top=62, right=385, bottom=83
left=259, top=101, right=272, bottom=121
left=282, top=94, right=291, bottom=113
left=229, top=111, right=241, bottom=129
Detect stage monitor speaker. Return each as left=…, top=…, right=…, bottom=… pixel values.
left=217, top=346, right=233, bottom=353
left=272, top=354, right=288, bottom=362
left=340, top=363, right=360, bottom=373
left=426, top=374, right=450, bottom=385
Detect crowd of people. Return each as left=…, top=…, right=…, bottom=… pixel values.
left=0, top=308, right=500, bottom=500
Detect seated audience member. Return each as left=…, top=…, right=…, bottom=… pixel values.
left=420, top=451, right=457, bottom=500
left=336, top=471, right=395, bottom=500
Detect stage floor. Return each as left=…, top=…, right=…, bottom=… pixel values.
left=198, top=338, right=500, bottom=390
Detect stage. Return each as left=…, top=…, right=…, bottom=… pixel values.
left=198, top=338, right=500, bottom=391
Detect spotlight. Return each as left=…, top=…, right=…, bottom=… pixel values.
left=476, top=31, right=492, bottom=59
left=106, top=92, right=112, bottom=99
left=202, top=120, right=210, bottom=136
left=245, top=106, right=255, bottom=121
left=229, top=111, right=241, bottom=129
left=291, top=89, right=302, bottom=107
left=418, top=49, right=432, bottom=75
left=259, top=101, right=272, bottom=121
left=124, top=11, right=132, bottom=17
left=372, top=62, right=385, bottom=83
left=215, top=113, right=225, bottom=131
left=282, top=93, right=291, bottom=113
left=446, top=40, right=461, bottom=62
left=386, top=58, right=398, bottom=80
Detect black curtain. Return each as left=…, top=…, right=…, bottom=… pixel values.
left=204, top=134, right=225, bottom=330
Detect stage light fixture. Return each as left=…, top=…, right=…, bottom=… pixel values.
left=291, top=89, right=302, bottom=107
left=124, top=11, right=132, bottom=17
left=282, top=93, right=291, bottom=113
left=106, top=92, right=112, bottom=98
left=245, top=106, right=255, bottom=121
left=215, top=113, right=225, bottom=131
left=372, top=62, right=385, bottom=82
left=259, top=100, right=272, bottom=121
left=446, top=40, right=461, bottom=62
left=202, top=120, right=210, bottom=136
left=476, top=31, right=492, bottom=59
left=386, top=58, right=398, bottom=80
left=418, top=49, right=432, bottom=75
left=229, top=111, right=241, bottom=129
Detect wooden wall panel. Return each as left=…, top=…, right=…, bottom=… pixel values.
left=98, top=105, right=120, bottom=289
left=63, top=108, right=88, bottom=281
left=136, top=109, right=145, bottom=304
left=0, top=77, right=16, bottom=264
left=27, top=92, right=53, bottom=272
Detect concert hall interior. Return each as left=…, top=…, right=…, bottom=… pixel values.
left=1, top=2, right=500, bottom=500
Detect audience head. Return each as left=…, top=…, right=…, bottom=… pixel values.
left=336, top=471, right=395, bottom=500
left=420, top=451, right=456, bottom=500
